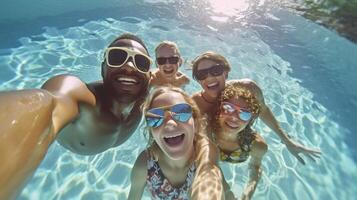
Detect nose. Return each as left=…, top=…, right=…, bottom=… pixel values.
left=163, top=112, right=178, bottom=130
left=121, top=58, right=136, bottom=72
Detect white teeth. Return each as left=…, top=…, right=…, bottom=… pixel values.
left=117, top=77, right=138, bottom=84
left=164, top=133, right=184, bottom=138
left=163, top=69, right=174, bottom=74
left=208, top=82, right=218, bottom=87
left=226, top=121, right=239, bottom=129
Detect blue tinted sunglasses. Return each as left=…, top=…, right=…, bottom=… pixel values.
left=221, top=101, right=252, bottom=122
left=145, top=103, right=193, bottom=128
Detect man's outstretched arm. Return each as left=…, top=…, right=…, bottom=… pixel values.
left=0, top=75, right=95, bottom=200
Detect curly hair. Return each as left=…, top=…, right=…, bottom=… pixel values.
left=213, top=81, right=261, bottom=134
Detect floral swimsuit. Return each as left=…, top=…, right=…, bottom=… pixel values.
left=146, top=154, right=196, bottom=200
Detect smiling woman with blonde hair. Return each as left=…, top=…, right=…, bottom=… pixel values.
left=128, top=86, right=224, bottom=200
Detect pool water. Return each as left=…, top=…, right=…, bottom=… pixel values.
left=1, top=0, right=357, bottom=199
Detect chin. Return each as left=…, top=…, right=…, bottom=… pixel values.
left=116, top=92, right=140, bottom=103
left=166, top=151, right=187, bottom=160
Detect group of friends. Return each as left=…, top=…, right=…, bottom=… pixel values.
left=0, top=33, right=321, bottom=200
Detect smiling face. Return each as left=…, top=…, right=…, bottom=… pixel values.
left=156, top=45, right=181, bottom=78
left=218, top=96, right=252, bottom=134
left=196, top=59, right=227, bottom=98
left=102, top=39, right=151, bottom=103
left=149, top=91, right=195, bottom=161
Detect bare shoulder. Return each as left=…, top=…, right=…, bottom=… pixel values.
left=42, top=74, right=86, bottom=93
left=177, top=72, right=190, bottom=86
left=191, top=92, right=201, bottom=100
left=191, top=92, right=203, bottom=107
left=132, top=150, right=148, bottom=175
left=251, top=133, right=268, bottom=155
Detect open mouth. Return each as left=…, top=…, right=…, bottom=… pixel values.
left=206, top=82, right=219, bottom=89
left=163, top=68, right=174, bottom=74
left=116, top=77, right=139, bottom=85
left=225, top=121, right=240, bottom=129
left=163, top=133, right=185, bottom=147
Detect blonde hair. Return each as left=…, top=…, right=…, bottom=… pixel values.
left=154, top=41, right=181, bottom=57
left=142, top=86, right=207, bottom=159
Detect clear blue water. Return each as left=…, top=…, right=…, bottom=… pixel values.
left=1, top=0, right=357, bottom=199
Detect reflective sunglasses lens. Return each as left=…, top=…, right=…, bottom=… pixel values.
left=134, top=54, right=150, bottom=72
left=222, top=103, right=235, bottom=114
left=146, top=117, right=164, bottom=128
left=171, top=103, right=192, bottom=122
left=168, top=57, right=179, bottom=64
left=210, top=65, right=224, bottom=76
left=239, top=111, right=252, bottom=121
left=146, top=108, right=165, bottom=127
left=108, top=49, right=128, bottom=66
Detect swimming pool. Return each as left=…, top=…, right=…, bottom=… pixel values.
left=1, top=0, right=357, bottom=199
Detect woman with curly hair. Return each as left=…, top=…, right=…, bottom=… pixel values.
left=213, top=81, right=268, bottom=200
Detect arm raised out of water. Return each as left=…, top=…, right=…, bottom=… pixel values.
left=191, top=134, right=225, bottom=200
left=0, top=74, right=95, bottom=200
left=239, top=79, right=322, bottom=164
left=240, top=134, right=267, bottom=200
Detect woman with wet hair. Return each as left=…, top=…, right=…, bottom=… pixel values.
left=128, top=86, right=224, bottom=200
left=213, top=81, right=268, bottom=200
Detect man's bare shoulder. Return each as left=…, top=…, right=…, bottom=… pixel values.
left=42, top=75, right=88, bottom=93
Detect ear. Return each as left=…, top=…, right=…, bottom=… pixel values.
left=224, top=71, right=228, bottom=79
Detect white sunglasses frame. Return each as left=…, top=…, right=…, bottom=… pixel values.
left=105, top=47, right=153, bottom=73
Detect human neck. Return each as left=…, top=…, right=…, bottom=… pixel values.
left=160, top=147, right=194, bottom=170
left=201, top=91, right=217, bottom=104
left=111, top=100, right=135, bottom=119
left=158, top=71, right=175, bottom=82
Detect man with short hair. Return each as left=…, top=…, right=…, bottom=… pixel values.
left=0, top=33, right=153, bottom=199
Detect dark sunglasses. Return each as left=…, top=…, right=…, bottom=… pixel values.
left=156, top=56, right=180, bottom=65
left=105, top=47, right=152, bottom=73
left=194, top=64, right=225, bottom=80
left=221, top=101, right=252, bottom=122
left=145, top=103, right=192, bottom=128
